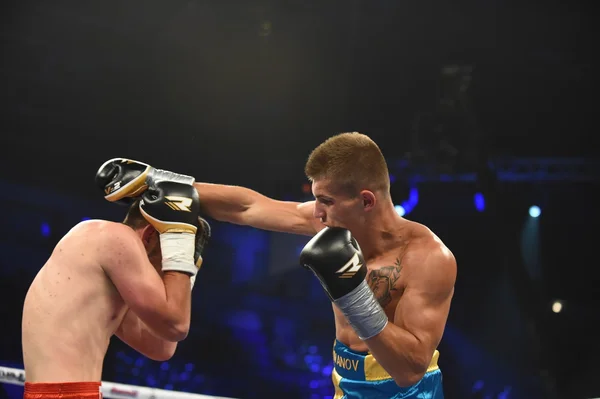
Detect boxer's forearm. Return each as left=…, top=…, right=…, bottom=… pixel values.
left=117, top=310, right=178, bottom=361
left=193, top=182, right=316, bottom=235
left=363, top=323, right=432, bottom=387
left=160, top=272, right=192, bottom=340
left=135, top=272, right=191, bottom=342
left=136, top=323, right=178, bottom=361
left=193, top=182, right=259, bottom=223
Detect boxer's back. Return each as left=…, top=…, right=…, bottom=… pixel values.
left=22, top=220, right=129, bottom=382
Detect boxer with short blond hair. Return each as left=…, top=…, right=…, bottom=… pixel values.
left=22, top=181, right=209, bottom=399
left=96, top=132, right=456, bottom=399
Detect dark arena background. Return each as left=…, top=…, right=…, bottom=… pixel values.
left=0, top=1, right=598, bottom=398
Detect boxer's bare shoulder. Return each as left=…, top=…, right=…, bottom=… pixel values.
left=394, top=220, right=456, bottom=290
left=49, top=220, right=141, bottom=265
left=57, top=219, right=133, bottom=246
left=399, top=220, right=453, bottom=261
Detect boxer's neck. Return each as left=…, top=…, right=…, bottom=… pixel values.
left=351, top=200, right=405, bottom=259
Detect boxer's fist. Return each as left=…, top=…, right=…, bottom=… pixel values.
left=95, top=158, right=195, bottom=205
left=140, top=181, right=200, bottom=235
left=299, top=227, right=367, bottom=301
left=300, top=228, right=388, bottom=340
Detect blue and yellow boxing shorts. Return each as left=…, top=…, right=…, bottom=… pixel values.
left=332, top=340, right=444, bottom=398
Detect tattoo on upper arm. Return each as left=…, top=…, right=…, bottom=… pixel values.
left=367, top=259, right=403, bottom=307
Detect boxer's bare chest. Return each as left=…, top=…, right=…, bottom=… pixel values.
left=365, top=254, right=407, bottom=316
left=333, top=250, right=408, bottom=329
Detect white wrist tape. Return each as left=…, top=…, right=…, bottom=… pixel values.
left=159, top=232, right=197, bottom=276
left=334, top=280, right=389, bottom=340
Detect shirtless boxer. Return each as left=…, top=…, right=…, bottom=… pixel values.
left=96, top=132, right=456, bottom=398
left=21, top=181, right=210, bottom=399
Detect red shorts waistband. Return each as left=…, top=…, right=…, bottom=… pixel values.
left=24, top=381, right=101, bottom=394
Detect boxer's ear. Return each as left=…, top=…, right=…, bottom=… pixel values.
left=141, top=225, right=157, bottom=246
left=360, top=190, right=376, bottom=212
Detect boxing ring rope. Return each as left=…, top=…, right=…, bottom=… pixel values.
left=0, top=366, right=237, bottom=399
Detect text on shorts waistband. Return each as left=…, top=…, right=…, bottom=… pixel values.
left=333, top=340, right=439, bottom=381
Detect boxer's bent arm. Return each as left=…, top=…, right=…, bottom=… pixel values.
left=115, top=308, right=178, bottom=361
left=194, top=182, right=322, bottom=236
left=363, top=245, right=456, bottom=387
left=100, top=225, right=191, bottom=342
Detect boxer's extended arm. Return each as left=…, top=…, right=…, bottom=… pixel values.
left=94, top=159, right=320, bottom=235
left=194, top=182, right=322, bottom=236
left=115, top=308, right=178, bottom=361
left=101, top=224, right=192, bottom=342
left=363, top=245, right=456, bottom=387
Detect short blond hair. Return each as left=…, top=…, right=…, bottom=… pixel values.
left=304, top=132, right=390, bottom=195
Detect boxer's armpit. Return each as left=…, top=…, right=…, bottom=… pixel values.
left=367, top=259, right=403, bottom=308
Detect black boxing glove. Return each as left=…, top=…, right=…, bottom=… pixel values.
left=190, top=216, right=211, bottom=290
left=140, top=181, right=201, bottom=276
left=96, top=158, right=195, bottom=205
left=300, top=227, right=367, bottom=300
left=300, top=227, right=388, bottom=340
